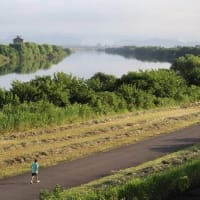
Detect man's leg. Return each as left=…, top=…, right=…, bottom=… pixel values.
left=30, top=175, right=34, bottom=184
left=36, top=174, right=40, bottom=183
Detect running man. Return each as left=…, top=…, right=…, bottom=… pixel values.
left=30, top=159, right=40, bottom=184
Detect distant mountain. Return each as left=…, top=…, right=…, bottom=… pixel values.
left=114, top=38, right=200, bottom=47
left=1, top=33, right=200, bottom=48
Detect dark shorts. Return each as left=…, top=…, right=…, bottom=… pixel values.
left=32, top=173, right=38, bottom=176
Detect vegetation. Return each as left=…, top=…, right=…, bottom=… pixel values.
left=1, top=47, right=200, bottom=199
left=105, top=46, right=200, bottom=62
left=0, top=69, right=198, bottom=132
left=0, top=54, right=9, bottom=66
left=0, top=46, right=199, bottom=132
left=0, top=67, right=198, bottom=132
left=1, top=103, right=200, bottom=178
left=40, top=144, right=200, bottom=200
left=171, top=54, right=200, bottom=86
left=0, top=42, right=70, bottom=74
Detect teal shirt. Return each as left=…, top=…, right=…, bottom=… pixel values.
left=32, top=162, right=39, bottom=174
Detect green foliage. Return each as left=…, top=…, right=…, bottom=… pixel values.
left=0, top=43, right=69, bottom=74
left=45, top=160, right=200, bottom=200
left=0, top=102, right=63, bottom=131
left=105, top=46, right=200, bottom=63
left=177, top=176, right=189, bottom=192
left=0, top=44, right=18, bottom=58
left=11, top=74, right=70, bottom=106
left=0, top=101, right=98, bottom=131
left=87, top=72, right=117, bottom=92
left=118, top=70, right=186, bottom=99
left=90, top=91, right=127, bottom=113
left=119, top=160, right=200, bottom=200
left=117, top=84, right=155, bottom=110
left=40, top=185, right=64, bottom=200
left=0, top=54, right=9, bottom=66
left=0, top=66, right=199, bottom=131
left=171, top=54, right=200, bottom=85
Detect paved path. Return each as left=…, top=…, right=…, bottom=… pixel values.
left=1, top=124, right=200, bottom=200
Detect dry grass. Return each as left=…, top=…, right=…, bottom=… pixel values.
left=1, top=104, right=200, bottom=178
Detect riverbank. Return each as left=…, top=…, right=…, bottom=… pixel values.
left=1, top=103, right=200, bottom=178
left=1, top=119, right=200, bottom=200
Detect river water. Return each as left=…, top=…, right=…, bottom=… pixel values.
left=0, top=50, right=170, bottom=90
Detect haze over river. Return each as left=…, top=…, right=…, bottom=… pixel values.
left=0, top=50, right=170, bottom=90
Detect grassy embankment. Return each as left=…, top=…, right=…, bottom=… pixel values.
left=1, top=103, right=200, bottom=178
left=41, top=144, right=200, bottom=200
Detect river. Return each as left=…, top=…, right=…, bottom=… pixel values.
left=0, top=50, right=170, bottom=90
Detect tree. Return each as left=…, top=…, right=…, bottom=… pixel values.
left=171, top=54, right=200, bottom=85
left=87, top=72, right=117, bottom=92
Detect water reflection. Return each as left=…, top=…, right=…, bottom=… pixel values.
left=0, top=57, right=62, bottom=75
left=0, top=50, right=170, bottom=90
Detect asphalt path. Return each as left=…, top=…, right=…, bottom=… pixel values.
left=1, top=124, right=200, bottom=200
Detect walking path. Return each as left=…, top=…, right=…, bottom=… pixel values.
left=0, top=124, right=200, bottom=200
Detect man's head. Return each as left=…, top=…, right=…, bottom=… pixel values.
left=35, top=159, right=37, bottom=163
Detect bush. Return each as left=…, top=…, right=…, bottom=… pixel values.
left=0, top=69, right=199, bottom=132
left=171, top=54, right=200, bottom=85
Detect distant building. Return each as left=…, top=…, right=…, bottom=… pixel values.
left=13, top=36, right=24, bottom=44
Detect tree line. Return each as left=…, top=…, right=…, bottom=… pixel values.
left=0, top=42, right=70, bottom=74
left=105, top=46, right=200, bottom=63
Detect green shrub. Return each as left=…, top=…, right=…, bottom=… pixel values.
left=0, top=68, right=199, bottom=132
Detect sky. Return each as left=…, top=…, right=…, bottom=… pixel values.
left=0, top=0, right=200, bottom=46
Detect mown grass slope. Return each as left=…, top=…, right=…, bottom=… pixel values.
left=1, top=103, right=200, bottom=178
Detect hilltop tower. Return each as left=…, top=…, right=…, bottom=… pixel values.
left=13, top=35, right=24, bottom=44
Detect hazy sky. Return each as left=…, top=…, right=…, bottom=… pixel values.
left=0, top=0, right=199, bottom=45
